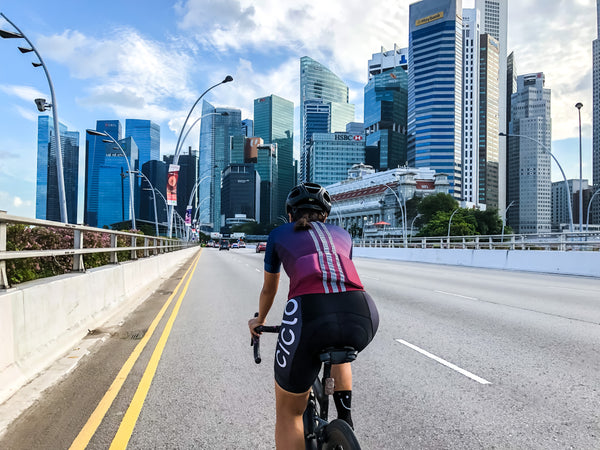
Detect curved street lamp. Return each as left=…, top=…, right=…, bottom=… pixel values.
left=130, top=170, right=158, bottom=236
left=447, top=207, right=459, bottom=242
left=586, top=188, right=600, bottom=231
left=86, top=129, right=136, bottom=230
left=1, top=13, right=68, bottom=222
left=372, top=181, right=407, bottom=245
left=575, top=102, right=583, bottom=232
left=168, top=76, right=233, bottom=238
left=501, top=200, right=516, bottom=239
left=500, top=132, right=574, bottom=232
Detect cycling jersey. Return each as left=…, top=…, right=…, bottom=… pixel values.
left=264, top=222, right=364, bottom=299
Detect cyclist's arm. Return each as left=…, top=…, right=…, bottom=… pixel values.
left=249, top=271, right=280, bottom=336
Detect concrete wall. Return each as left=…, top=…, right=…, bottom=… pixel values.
left=0, top=247, right=200, bottom=405
left=353, top=247, right=600, bottom=278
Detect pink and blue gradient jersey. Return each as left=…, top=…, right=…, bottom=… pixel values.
left=264, top=221, right=364, bottom=299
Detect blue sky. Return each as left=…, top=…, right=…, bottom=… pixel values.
left=0, top=0, right=596, bottom=220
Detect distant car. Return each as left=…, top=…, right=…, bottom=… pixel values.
left=238, top=241, right=246, bottom=248
left=256, top=242, right=267, bottom=253
left=219, top=240, right=230, bottom=251
left=231, top=243, right=239, bottom=249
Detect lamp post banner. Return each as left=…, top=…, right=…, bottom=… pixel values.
left=167, top=164, right=180, bottom=205
left=185, top=206, right=192, bottom=226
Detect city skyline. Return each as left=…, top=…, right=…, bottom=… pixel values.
left=0, top=0, right=597, bottom=219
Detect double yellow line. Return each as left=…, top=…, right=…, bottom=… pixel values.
left=70, top=250, right=202, bottom=450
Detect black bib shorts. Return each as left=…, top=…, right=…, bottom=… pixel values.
left=274, top=290, right=379, bottom=394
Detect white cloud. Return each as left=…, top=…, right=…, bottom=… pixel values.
left=38, top=28, right=199, bottom=123
left=0, top=84, right=47, bottom=102
left=507, top=1, right=596, bottom=139
left=176, top=0, right=409, bottom=83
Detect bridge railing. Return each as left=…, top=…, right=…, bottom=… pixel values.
left=356, top=231, right=600, bottom=251
left=0, top=211, right=194, bottom=290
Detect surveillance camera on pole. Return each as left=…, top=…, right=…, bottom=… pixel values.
left=34, top=98, right=51, bottom=112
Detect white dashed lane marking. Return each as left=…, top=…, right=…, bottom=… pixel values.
left=395, top=339, right=491, bottom=385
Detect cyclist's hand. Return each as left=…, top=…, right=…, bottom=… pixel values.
left=248, top=316, right=265, bottom=337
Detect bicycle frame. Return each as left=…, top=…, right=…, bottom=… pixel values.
left=251, top=318, right=360, bottom=449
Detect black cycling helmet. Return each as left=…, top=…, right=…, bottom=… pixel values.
left=286, top=182, right=332, bottom=215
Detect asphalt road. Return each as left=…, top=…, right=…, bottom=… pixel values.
left=1, top=247, right=599, bottom=449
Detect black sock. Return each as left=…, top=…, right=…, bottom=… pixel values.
left=333, top=390, right=353, bottom=429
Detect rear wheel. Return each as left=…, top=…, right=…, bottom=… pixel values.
left=321, top=419, right=361, bottom=450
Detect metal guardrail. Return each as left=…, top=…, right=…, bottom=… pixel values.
left=356, top=232, right=600, bottom=251
left=0, top=211, right=195, bottom=289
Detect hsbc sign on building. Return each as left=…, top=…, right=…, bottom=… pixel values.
left=308, top=132, right=366, bottom=186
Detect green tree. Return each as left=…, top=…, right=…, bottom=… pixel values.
left=418, top=209, right=476, bottom=237
left=472, top=208, right=504, bottom=235
left=417, top=193, right=458, bottom=224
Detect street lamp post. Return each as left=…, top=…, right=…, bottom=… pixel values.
left=410, top=213, right=422, bottom=243
left=501, top=200, right=516, bottom=239
left=168, top=76, right=233, bottom=238
left=575, top=102, right=583, bottom=232
left=500, top=132, right=574, bottom=232
left=86, top=129, right=136, bottom=230
left=1, top=13, right=68, bottom=222
left=373, top=181, right=407, bottom=245
left=447, top=208, right=459, bottom=246
left=586, top=188, right=600, bottom=231
left=130, top=170, right=158, bottom=236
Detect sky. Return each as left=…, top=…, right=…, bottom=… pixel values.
left=0, top=0, right=597, bottom=220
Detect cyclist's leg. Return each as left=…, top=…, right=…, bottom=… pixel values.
left=275, top=382, right=311, bottom=450
left=331, top=363, right=352, bottom=390
left=331, top=363, right=353, bottom=427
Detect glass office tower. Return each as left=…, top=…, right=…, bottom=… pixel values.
left=408, top=0, right=463, bottom=198
left=164, top=150, right=198, bottom=224
left=85, top=120, right=122, bottom=227
left=140, top=159, right=168, bottom=227
left=125, top=119, right=160, bottom=172
left=254, top=94, right=294, bottom=218
left=36, top=115, right=79, bottom=224
left=300, top=56, right=355, bottom=182
left=364, top=65, right=408, bottom=171
left=508, top=73, right=552, bottom=234
left=198, top=101, right=243, bottom=231
left=96, top=136, right=139, bottom=228
left=478, top=34, right=500, bottom=209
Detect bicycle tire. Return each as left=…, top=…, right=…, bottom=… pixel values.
left=321, top=419, right=361, bottom=450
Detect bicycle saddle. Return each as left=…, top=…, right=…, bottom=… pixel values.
left=319, top=346, right=358, bottom=365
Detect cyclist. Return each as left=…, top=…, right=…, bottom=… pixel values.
left=248, top=182, right=379, bottom=450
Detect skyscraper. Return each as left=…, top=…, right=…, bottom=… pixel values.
left=408, top=0, right=463, bottom=198
left=125, top=119, right=160, bottom=171
left=254, top=95, right=294, bottom=218
left=36, top=115, right=79, bottom=224
left=479, top=34, right=500, bottom=208
left=508, top=73, right=552, bottom=234
left=593, top=0, right=600, bottom=225
left=462, top=8, right=481, bottom=204
left=300, top=56, right=355, bottom=182
left=198, top=101, right=243, bottom=231
left=476, top=0, right=508, bottom=210
left=364, top=47, right=408, bottom=171
left=85, top=120, right=122, bottom=227
left=140, top=159, right=168, bottom=227
left=308, top=132, right=366, bottom=186
left=163, top=149, right=197, bottom=224
left=96, top=136, right=139, bottom=228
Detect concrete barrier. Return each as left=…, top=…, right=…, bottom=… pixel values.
left=353, top=247, right=600, bottom=278
left=0, top=247, right=200, bottom=405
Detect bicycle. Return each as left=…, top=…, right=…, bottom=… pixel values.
left=251, top=318, right=362, bottom=450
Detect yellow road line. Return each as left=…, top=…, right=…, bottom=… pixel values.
left=109, top=250, right=201, bottom=449
left=69, top=250, right=202, bottom=450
